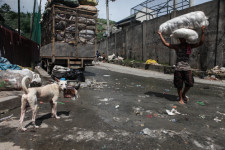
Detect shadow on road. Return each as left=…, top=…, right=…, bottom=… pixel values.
left=145, top=91, right=178, bottom=102
left=25, top=111, right=70, bottom=128
left=84, top=71, right=96, bottom=77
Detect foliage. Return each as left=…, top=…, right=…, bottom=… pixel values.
left=97, top=18, right=115, bottom=41
left=0, top=3, right=31, bottom=39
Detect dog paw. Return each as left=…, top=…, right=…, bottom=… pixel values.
left=21, top=127, right=27, bottom=131
left=55, top=116, right=60, bottom=119
left=34, top=125, right=39, bottom=129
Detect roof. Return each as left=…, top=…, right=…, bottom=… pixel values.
left=115, top=13, right=140, bottom=27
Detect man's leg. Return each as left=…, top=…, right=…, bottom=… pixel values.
left=177, top=88, right=185, bottom=104
left=182, top=87, right=190, bottom=101
left=174, top=71, right=185, bottom=104
left=183, top=70, right=194, bottom=101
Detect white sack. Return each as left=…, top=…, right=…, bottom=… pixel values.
left=170, top=28, right=199, bottom=44
left=159, top=11, right=209, bottom=35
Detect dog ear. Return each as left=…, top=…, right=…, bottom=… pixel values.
left=55, top=77, right=60, bottom=82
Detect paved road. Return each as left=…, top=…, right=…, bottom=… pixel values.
left=0, top=64, right=225, bottom=150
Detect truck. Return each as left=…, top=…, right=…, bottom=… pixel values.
left=40, top=4, right=97, bottom=73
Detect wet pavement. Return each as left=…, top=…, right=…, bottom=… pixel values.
left=1, top=65, right=225, bottom=150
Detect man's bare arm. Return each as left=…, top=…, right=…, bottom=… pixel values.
left=191, top=26, right=205, bottom=48
left=158, top=31, right=178, bottom=50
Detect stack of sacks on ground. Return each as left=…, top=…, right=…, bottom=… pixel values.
left=159, top=11, right=209, bottom=44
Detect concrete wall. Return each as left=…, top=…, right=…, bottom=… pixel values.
left=97, top=0, right=225, bottom=70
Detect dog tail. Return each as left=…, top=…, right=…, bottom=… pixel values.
left=21, top=76, right=31, bottom=94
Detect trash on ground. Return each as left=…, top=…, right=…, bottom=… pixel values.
left=51, top=65, right=85, bottom=82
left=165, top=89, right=170, bottom=92
left=216, top=111, right=225, bottom=116
left=173, top=106, right=177, bottom=109
left=113, top=117, right=120, bottom=122
left=133, top=107, right=144, bottom=116
left=171, top=119, right=177, bottom=122
left=146, top=114, right=153, bottom=118
left=103, top=75, right=110, bottom=77
left=0, top=114, right=13, bottom=122
left=0, top=57, right=21, bottom=70
left=142, top=128, right=161, bottom=138
left=0, top=68, right=36, bottom=90
left=204, top=75, right=219, bottom=81
left=40, top=101, right=44, bottom=104
left=214, top=117, right=222, bottom=123
left=115, top=105, right=120, bottom=109
left=199, top=115, right=206, bottom=119
left=208, top=66, right=225, bottom=74
left=145, top=59, right=158, bottom=65
left=166, top=108, right=181, bottom=116
left=57, top=102, right=65, bottom=105
left=196, top=101, right=205, bottom=106
left=80, top=79, right=107, bottom=89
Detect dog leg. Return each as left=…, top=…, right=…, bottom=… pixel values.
left=31, top=105, right=39, bottom=128
left=51, top=96, right=60, bottom=119
left=19, top=94, right=28, bottom=131
left=50, top=100, right=54, bottom=118
left=28, top=97, right=39, bottom=129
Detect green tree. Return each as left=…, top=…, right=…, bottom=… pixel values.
left=0, top=3, right=11, bottom=13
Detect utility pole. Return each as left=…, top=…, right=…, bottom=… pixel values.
left=189, top=0, right=194, bottom=7
left=105, top=0, right=115, bottom=56
left=106, top=0, right=110, bottom=37
left=18, top=0, right=20, bottom=35
left=173, top=0, right=177, bottom=10
left=106, top=0, right=109, bottom=56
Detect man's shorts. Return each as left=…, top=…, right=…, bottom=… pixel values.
left=174, top=70, right=194, bottom=89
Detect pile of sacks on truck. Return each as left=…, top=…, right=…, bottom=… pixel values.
left=0, top=57, right=41, bottom=90
left=41, top=0, right=97, bottom=45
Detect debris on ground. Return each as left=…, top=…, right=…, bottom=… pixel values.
left=115, top=105, right=120, bottom=109
left=199, top=115, right=206, bottom=119
left=166, top=108, right=181, bottom=116
left=113, top=117, right=120, bottom=122
left=80, top=79, right=107, bottom=89
left=51, top=65, right=85, bottom=82
left=208, top=66, right=225, bottom=74
left=0, top=114, right=13, bottom=122
left=57, top=102, right=65, bottom=105
left=196, top=101, right=205, bottom=106
left=133, top=107, right=144, bottom=116
left=214, top=117, right=222, bottom=123
left=216, top=111, right=225, bottom=116
left=145, top=59, right=158, bottom=65
left=204, top=75, right=219, bottom=81
left=107, top=54, right=124, bottom=62
left=0, top=57, right=21, bottom=70
left=0, top=68, right=37, bottom=90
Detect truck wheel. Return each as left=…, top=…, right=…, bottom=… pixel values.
left=41, top=60, right=47, bottom=70
left=81, top=65, right=85, bottom=71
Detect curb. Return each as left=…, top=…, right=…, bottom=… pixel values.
left=0, top=96, right=21, bottom=112
left=109, top=61, right=223, bottom=79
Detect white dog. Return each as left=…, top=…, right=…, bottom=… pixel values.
left=19, top=76, right=67, bottom=131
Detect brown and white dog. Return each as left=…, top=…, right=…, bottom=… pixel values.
left=19, top=76, right=67, bottom=131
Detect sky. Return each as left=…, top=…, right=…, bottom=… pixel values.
left=0, top=0, right=212, bottom=22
